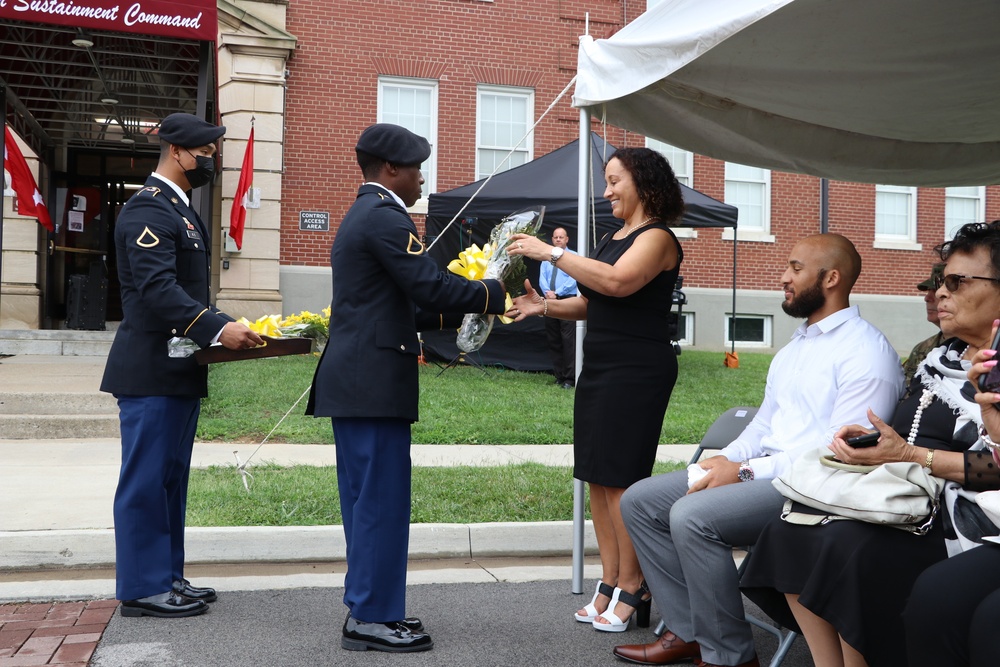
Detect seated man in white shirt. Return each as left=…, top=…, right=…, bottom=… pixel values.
left=611, top=233, right=905, bottom=667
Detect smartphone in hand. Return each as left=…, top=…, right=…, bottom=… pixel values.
left=977, top=327, right=1000, bottom=395
left=845, top=432, right=880, bottom=448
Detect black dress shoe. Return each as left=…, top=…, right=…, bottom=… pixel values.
left=173, top=578, right=218, bottom=603
left=341, top=615, right=433, bottom=652
left=347, top=610, right=423, bottom=633
left=120, top=591, right=208, bottom=618
left=398, top=616, right=424, bottom=633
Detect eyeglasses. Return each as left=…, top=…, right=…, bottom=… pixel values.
left=936, top=273, right=1000, bottom=292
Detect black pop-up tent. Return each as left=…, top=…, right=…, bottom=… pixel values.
left=420, top=133, right=738, bottom=371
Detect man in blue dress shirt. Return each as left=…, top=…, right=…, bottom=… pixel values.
left=538, top=227, right=578, bottom=387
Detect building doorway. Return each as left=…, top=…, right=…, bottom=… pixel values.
left=45, top=151, right=157, bottom=328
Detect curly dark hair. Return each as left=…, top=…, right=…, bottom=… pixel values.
left=936, top=220, right=1000, bottom=277
left=606, top=147, right=685, bottom=225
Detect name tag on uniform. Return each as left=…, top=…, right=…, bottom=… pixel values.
left=182, top=217, right=201, bottom=240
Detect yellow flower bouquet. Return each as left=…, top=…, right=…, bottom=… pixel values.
left=238, top=307, right=331, bottom=351
left=167, top=307, right=330, bottom=362
left=446, top=207, right=543, bottom=352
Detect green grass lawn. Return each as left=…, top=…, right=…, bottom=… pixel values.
left=189, top=349, right=770, bottom=526
left=196, top=349, right=770, bottom=445
left=187, top=460, right=686, bottom=527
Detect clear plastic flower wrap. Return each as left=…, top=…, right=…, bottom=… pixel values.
left=450, top=207, right=544, bottom=353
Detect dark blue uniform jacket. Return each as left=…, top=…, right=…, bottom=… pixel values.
left=307, top=184, right=506, bottom=421
left=101, top=176, right=233, bottom=397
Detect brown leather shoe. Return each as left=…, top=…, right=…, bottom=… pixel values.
left=613, top=630, right=701, bottom=665
left=695, top=656, right=760, bottom=667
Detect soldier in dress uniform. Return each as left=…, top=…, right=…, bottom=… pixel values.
left=101, top=113, right=264, bottom=618
left=306, top=123, right=507, bottom=653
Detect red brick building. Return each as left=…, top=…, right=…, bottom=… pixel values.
left=275, top=0, right=998, bottom=352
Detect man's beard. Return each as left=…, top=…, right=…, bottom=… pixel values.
left=782, top=274, right=826, bottom=319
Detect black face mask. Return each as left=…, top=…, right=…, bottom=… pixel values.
left=183, top=151, right=215, bottom=189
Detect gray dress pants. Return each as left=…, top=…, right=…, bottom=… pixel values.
left=621, top=470, right=785, bottom=666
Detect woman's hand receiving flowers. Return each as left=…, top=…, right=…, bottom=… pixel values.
left=504, top=279, right=546, bottom=322
left=506, top=233, right=553, bottom=263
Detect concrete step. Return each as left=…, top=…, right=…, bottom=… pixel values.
left=0, top=349, right=116, bottom=438
left=0, top=414, right=119, bottom=439
left=0, top=392, right=118, bottom=440
left=0, top=329, right=115, bottom=356
left=0, top=392, right=118, bottom=415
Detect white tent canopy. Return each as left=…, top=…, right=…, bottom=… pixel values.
left=574, top=0, right=1000, bottom=187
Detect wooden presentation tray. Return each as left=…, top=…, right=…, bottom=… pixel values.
left=193, top=335, right=314, bottom=365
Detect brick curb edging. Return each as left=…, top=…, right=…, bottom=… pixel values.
left=0, top=599, right=116, bottom=666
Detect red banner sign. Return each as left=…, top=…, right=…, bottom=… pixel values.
left=0, top=0, right=218, bottom=42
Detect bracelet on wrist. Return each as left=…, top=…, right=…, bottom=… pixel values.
left=980, top=425, right=1000, bottom=450
left=540, top=299, right=549, bottom=317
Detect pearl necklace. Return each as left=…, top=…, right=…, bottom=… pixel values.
left=621, top=217, right=656, bottom=237
left=907, top=343, right=969, bottom=446
left=907, top=389, right=934, bottom=446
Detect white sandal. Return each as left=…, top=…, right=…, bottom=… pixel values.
left=593, top=585, right=651, bottom=632
left=573, top=581, right=616, bottom=623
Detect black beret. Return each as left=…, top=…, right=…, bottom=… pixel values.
left=356, top=123, right=431, bottom=166
left=158, top=113, right=226, bottom=148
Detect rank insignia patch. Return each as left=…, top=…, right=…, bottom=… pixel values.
left=136, top=227, right=160, bottom=248
left=406, top=232, right=425, bottom=255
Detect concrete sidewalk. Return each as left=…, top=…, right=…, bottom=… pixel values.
left=0, top=438, right=696, bottom=603
left=0, top=353, right=695, bottom=602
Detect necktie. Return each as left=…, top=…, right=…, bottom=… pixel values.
left=549, top=265, right=557, bottom=292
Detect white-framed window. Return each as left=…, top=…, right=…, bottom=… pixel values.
left=673, top=312, right=694, bottom=346
left=646, top=138, right=692, bottom=187
left=725, top=314, right=772, bottom=348
left=874, top=185, right=920, bottom=249
left=476, top=85, right=533, bottom=180
left=945, top=186, right=986, bottom=240
left=378, top=77, right=438, bottom=210
left=723, top=162, right=772, bottom=242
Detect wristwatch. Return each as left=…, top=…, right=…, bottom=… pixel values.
left=550, top=246, right=565, bottom=265
left=738, top=460, right=755, bottom=482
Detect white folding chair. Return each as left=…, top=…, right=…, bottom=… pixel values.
left=653, top=406, right=799, bottom=667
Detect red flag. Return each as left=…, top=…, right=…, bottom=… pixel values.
left=4, top=126, right=53, bottom=231
left=228, top=126, right=254, bottom=250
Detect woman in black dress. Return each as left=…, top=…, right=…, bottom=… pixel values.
left=506, top=147, right=684, bottom=631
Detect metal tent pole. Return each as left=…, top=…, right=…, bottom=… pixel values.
left=572, top=106, right=592, bottom=595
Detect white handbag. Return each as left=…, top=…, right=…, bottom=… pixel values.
left=772, top=447, right=946, bottom=535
